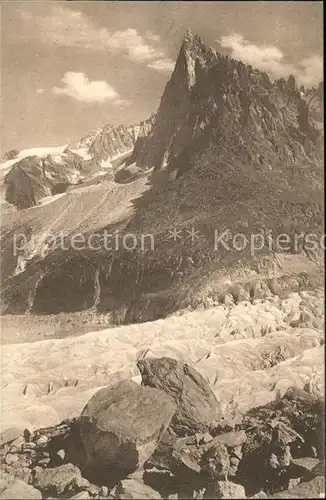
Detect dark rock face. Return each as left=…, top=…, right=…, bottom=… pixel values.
left=78, top=379, right=176, bottom=483
left=4, top=157, right=46, bottom=209
left=126, top=115, right=156, bottom=166
left=51, top=182, right=71, bottom=195
left=137, top=357, right=222, bottom=436
left=114, top=164, right=141, bottom=183
left=4, top=153, right=81, bottom=209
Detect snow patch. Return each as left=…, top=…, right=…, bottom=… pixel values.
left=100, top=159, right=113, bottom=169
left=91, top=170, right=109, bottom=179
left=49, top=154, right=66, bottom=165
left=17, top=145, right=67, bottom=159
left=68, top=147, right=92, bottom=161
left=0, top=145, right=67, bottom=176
left=38, top=193, right=66, bottom=207
left=70, top=172, right=83, bottom=184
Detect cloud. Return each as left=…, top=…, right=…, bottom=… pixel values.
left=297, top=56, right=323, bottom=87
left=36, top=88, right=45, bottom=95
left=107, top=28, right=164, bottom=63
left=218, top=33, right=322, bottom=86
left=147, top=59, right=175, bottom=73
left=52, top=72, right=122, bottom=104
left=17, top=5, right=172, bottom=70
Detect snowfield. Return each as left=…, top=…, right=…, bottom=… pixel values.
left=0, top=289, right=323, bottom=438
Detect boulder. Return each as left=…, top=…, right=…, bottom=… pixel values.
left=248, top=491, right=268, bottom=499
left=311, top=460, right=325, bottom=476
left=203, top=480, right=246, bottom=499
left=209, top=430, right=247, bottom=448
left=0, top=428, right=23, bottom=447
left=271, top=475, right=325, bottom=498
left=112, top=478, right=161, bottom=499
left=33, top=463, right=83, bottom=496
left=137, top=357, right=222, bottom=436
left=291, top=457, right=320, bottom=474
left=200, top=443, right=230, bottom=480
left=0, top=475, right=42, bottom=500
left=79, top=379, right=176, bottom=480
left=148, top=430, right=245, bottom=479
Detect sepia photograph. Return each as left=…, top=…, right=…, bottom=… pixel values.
left=0, top=1, right=324, bottom=498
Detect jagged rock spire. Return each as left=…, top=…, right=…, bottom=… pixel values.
left=183, top=28, right=195, bottom=42
left=181, top=28, right=205, bottom=51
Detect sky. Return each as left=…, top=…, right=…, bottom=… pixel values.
left=0, top=1, right=323, bottom=152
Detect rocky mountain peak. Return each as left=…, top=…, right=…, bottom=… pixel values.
left=130, top=30, right=323, bottom=173
left=181, top=28, right=205, bottom=53
left=175, top=29, right=212, bottom=90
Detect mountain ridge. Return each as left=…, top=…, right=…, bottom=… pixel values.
left=129, top=29, right=323, bottom=173
left=1, top=116, right=155, bottom=209
left=0, top=30, right=323, bottom=318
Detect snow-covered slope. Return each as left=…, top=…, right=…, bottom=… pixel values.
left=0, top=289, right=323, bottom=435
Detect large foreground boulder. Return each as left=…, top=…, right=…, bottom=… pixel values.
left=79, top=379, right=176, bottom=482
left=137, top=357, right=222, bottom=436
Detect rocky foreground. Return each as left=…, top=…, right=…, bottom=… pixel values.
left=0, top=288, right=324, bottom=499
left=0, top=357, right=324, bottom=499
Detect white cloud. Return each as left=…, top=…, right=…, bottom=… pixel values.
left=218, top=33, right=322, bottom=87
left=52, top=72, right=122, bottom=104
left=107, top=28, right=164, bottom=63
left=147, top=59, right=175, bottom=73
left=36, top=88, right=45, bottom=95
left=297, top=56, right=323, bottom=87
left=17, top=5, right=171, bottom=69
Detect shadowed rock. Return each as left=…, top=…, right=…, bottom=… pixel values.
left=137, top=357, right=222, bottom=436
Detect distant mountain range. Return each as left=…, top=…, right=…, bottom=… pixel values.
left=0, top=30, right=323, bottom=318
left=0, top=117, right=154, bottom=209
